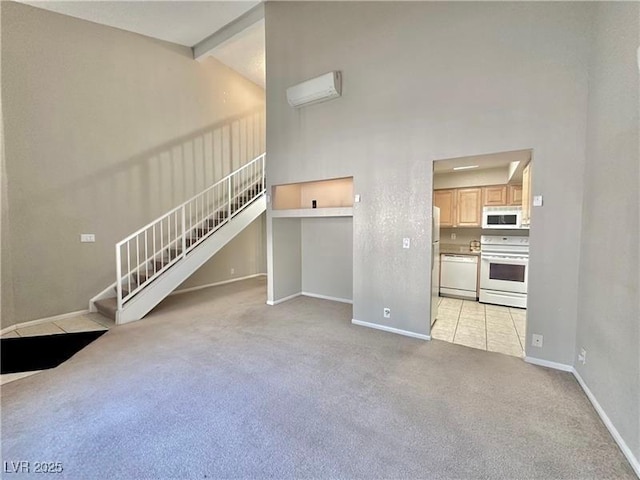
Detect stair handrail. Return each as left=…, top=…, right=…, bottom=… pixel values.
left=115, top=153, right=266, bottom=311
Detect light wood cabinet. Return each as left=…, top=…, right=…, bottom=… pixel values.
left=508, top=185, right=523, bottom=205
left=456, top=188, right=482, bottom=227
left=434, top=187, right=482, bottom=228
left=521, top=164, right=531, bottom=226
left=483, top=186, right=507, bottom=206
left=434, top=189, right=456, bottom=227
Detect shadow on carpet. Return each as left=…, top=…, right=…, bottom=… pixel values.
left=1, top=331, right=106, bottom=374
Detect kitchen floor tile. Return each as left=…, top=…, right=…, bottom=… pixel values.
left=485, top=303, right=511, bottom=312
left=488, top=340, right=524, bottom=357
left=485, top=314, right=513, bottom=326
left=434, top=315, right=458, bottom=327
left=461, top=302, right=483, bottom=310
left=438, top=302, right=462, bottom=312
left=440, top=297, right=463, bottom=306
left=486, top=322, right=517, bottom=336
left=513, top=318, right=526, bottom=337
left=437, top=309, right=461, bottom=321
left=485, top=310, right=512, bottom=320
left=487, top=329, right=520, bottom=344
left=431, top=323, right=456, bottom=343
left=460, top=312, right=486, bottom=322
left=453, top=331, right=486, bottom=350
left=432, top=299, right=526, bottom=359
left=457, top=318, right=485, bottom=331
left=455, top=323, right=486, bottom=337
left=16, top=323, right=65, bottom=337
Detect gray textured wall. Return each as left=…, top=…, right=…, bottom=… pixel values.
left=301, top=217, right=353, bottom=301
left=265, top=2, right=591, bottom=358
left=1, top=2, right=266, bottom=328
left=269, top=218, right=302, bottom=302
left=576, top=2, right=640, bottom=463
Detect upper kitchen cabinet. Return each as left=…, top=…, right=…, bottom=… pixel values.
left=434, top=189, right=456, bottom=227
left=483, top=186, right=507, bottom=206
left=456, top=188, right=482, bottom=227
left=508, top=185, right=523, bottom=205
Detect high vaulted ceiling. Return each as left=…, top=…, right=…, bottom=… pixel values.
left=19, top=1, right=260, bottom=47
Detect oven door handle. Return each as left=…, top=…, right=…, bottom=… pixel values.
left=481, top=255, right=529, bottom=264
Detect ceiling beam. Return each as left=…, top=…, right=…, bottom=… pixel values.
left=192, top=3, right=264, bottom=61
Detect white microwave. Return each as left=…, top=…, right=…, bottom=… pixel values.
left=482, top=206, right=523, bottom=229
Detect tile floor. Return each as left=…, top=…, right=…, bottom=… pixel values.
left=432, top=296, right=526, bottom=358
left=1, top=313, right=113, bottom=385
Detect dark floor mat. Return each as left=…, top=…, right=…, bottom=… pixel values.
left=1, top=331, right=106, bottom=374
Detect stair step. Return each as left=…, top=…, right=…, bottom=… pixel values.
left=204, top=217, right=225, bottom=228
left=94, top=297, right=117, bottom=320
left=135, top=269, right=156, bottom=284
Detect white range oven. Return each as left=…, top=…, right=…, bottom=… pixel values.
left=479, top=235, right=529, bottom=308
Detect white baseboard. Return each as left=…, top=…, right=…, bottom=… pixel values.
left=266, top=292, right=301, bottom=306
left=170, top=273, right=267, bottom=297
left=351, top=319, right=430, bottom=341
left=1, top=309, right=90, bottom=335
left=526, top=356, right=639, bottom=476
left=301, top=292, right=353, bottom=304
left=573, top=369, right=640, bottom=478
left=524, top=356, right=573, bottom=372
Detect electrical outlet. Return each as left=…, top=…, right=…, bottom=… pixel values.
left=230, top=268, right=235, bottom=275
left=80, top=234, right=95, bottom=243
left=578, top=348, right=587, bottom=365
left=402, top=238, right=411, bottom=249
left=451, top=233, right=456, bottom=240
left=383, top=308, right=391, bottom=318
left=532, top=334, right=543, bottom=348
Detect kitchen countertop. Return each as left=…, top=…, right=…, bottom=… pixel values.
left=440, top=244, right=481, bottom=256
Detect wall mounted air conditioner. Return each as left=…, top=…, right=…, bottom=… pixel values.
left=286, top=71, right=342, bottom=108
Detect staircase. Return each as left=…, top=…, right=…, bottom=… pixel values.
left=90, top=154, right=266, bottom=324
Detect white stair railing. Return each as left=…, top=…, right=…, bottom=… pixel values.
left=115, top=154, right=266, bottom=311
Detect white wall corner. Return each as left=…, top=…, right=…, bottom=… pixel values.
left=524, top=356, right=574, bottom=372
left=573, top=370, right=640, bottom=478
left=351, top=319, right=430, bottom=341
left=525, top=356, right=640, bottom=477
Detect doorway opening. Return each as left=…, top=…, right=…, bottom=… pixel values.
left=430, top=149, right=533, bottom=358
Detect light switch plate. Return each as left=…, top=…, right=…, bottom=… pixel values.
left=533, top=195, right=543, bottom=207
left=403, top=238, right=411, bottom=249
left=80, top=234, right=95, bottom=243
left=354, top=194, right=361, bottom=203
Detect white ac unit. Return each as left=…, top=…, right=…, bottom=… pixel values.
left=286, top=71, right=342, bottom=108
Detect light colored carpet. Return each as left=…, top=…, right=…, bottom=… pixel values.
left=1, top=277, right=635, bottom=479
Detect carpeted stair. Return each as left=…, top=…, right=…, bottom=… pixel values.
left=93, top=182, right=263, bottom=321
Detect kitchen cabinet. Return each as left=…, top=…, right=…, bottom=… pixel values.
left=456, top=188, right=482, bottom=227
left=483, top=186, right=507, bottom=206
left=434, top=187, right=481, bottom=228
left=508, top=185, right=523, bottom=205
left=521, top=164, right=531, bottom=226
left=434, top=189, right=456, bottom=227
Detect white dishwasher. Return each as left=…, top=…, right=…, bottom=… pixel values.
left=440, top=254, right=478, bottom=300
